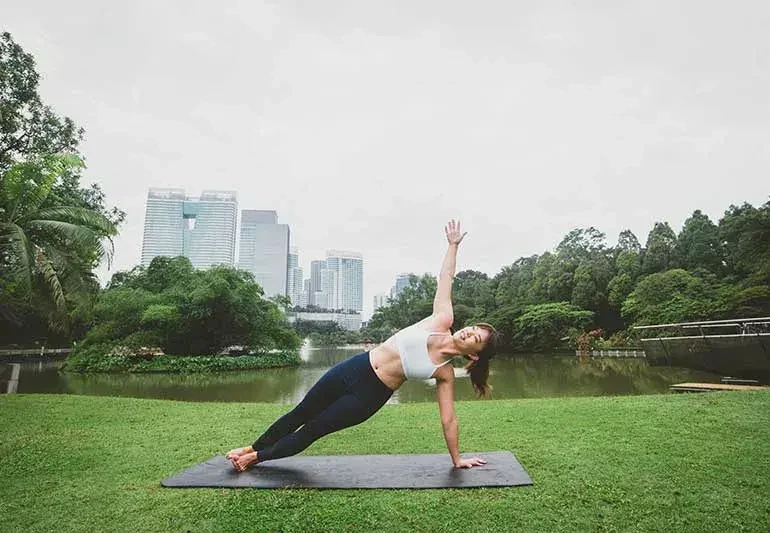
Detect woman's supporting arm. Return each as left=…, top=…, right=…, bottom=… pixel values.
left=435, top=365, right=462, bottom=466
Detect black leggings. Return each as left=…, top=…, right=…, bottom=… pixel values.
left=252, top=352, right=393, bottom=462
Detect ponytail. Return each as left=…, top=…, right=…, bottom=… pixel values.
left=464, top=322, right=498, bottom=398
left=465, top=356, right=492, bottom=398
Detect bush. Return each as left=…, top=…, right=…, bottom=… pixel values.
left=63, top=344, right=301, bottom=373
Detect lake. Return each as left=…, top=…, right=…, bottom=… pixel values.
left=0, top=345, right=721, bottom=403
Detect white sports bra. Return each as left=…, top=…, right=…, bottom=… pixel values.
left=394, top=323, right=452, bottom=380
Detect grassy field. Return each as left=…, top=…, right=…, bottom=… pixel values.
left=1, top=391, right=769, bottom=532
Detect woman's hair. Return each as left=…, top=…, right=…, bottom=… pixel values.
left=464, top=322, right=499, bottom=398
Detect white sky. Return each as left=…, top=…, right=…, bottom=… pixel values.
left=4, top=1, right=769, bottom=319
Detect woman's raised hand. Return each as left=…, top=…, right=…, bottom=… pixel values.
left=445, top=219, right=467, bottom=245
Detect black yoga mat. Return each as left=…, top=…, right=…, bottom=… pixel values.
left=161, top=451, right=532, bottom=489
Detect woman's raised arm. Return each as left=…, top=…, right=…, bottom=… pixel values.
left=432, top=220, right=466, bottom=326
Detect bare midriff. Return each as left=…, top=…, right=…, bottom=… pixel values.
left=368, top=342, right=406, bottom=391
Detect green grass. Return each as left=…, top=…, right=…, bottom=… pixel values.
left=1, top=392, right=769, bottom=532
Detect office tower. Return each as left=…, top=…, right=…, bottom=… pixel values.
left=310, top=260, right=326, bottom=292
left=391, top=273, right=412, bottom=299
left=287, top=247, right=303, bottom=306
left=373, top=293, right=388, bottom=311
left=317, top=269, right=335, bottom=310
left=238, top=210, right=289, bottom=298
left=325, top=250, right=363, bottom=312
left=141, top=188, right=237, bottom=269
left=301, top=279, right=312, bottom=308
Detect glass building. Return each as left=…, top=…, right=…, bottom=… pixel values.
left=141, top=188, right=237, bottom=269
left=238, top=210, right=290, bottom=298
left=287, top=247, right=303, bottom=306
left=325, top=250, right=364, bottom=312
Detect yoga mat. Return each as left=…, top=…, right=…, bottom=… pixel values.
left=161, top=451, right=532, bottom=489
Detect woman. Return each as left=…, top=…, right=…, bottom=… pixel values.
left=227, top=219, right=498, bottom=471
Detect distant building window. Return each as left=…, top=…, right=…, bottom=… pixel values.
left=184, top=215, right=197, bottom=230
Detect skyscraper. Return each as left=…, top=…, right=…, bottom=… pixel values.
left=301, top=279, right=312, bottom=307
left=391, top=273, right=413, bottom=299
left=287, top=247, right=303, bottom=306
left=141, top=188, right=237, bottom=269
left=373, top=293, right=389, bottom=311
left=310, top=260, right=325, bottom=292
left=325, top=250, right=363, bottom=312
left=238, top=210, right=290, bottom=298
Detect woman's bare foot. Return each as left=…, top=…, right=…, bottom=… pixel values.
left=226, top=446, right=253, bottom=469
left=226, top=446, right=253, bottom=460
left=233, top=451, right=259, bottom=472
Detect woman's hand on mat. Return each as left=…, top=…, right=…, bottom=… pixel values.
left=454, top=457, right=487, bottom=469
left=445, top=219, right=467, bottom=246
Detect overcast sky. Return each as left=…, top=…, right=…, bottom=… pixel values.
left=5, top=1, right=769, bottom=319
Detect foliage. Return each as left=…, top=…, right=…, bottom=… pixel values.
left=641, top=221, right=678, bottom=274
left=513, top=302, right=594, bottom=352
left=71, top=256, right=301, bottom=358
left=621, top=269, right=729, bottom=325
left=0, top=32, right=125, bottom=342
left=0, top=155, right=117, bottom=333
left=363, top=198, right=768, bottom=352
left=64, top=343, right=300, bottom=373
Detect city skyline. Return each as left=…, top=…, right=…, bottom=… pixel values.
left=141, top=187, right=375, bottom=315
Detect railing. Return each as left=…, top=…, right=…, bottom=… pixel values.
left=0, top=347, right=70, bottom=357
left=575, top=349, right=646, bottom=358
left=633, top=317, right=770, bottom=381
left=634, top=317, right=770, bottom=335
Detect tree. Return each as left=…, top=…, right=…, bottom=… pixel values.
left=78, top=257, right=301, bottom=355
left=621, top=269, right=727, bottom=326
left=0, top=155, right=116, bottom=331
left=513, top=302, right=593, bottom=352
left=675, top=210, right=723, bottom=274
left=616, top=229, right=642, bottom=254
left=368, top=274, right=436, bottom=331
left=641, top=222, right=677, bottom=274
left=0, top=32, right=125, bottom=342
left=556, top=227, right=607, bottom=261
left=607, top=248, right=642, bottom=310
left=719, top=200, right=770, bottom=279
left=0, top=32, right=82, bottom=172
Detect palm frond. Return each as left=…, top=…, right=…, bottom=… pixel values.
left=31, top=206, right=117, bottom=236
left=23, top=219, right=113, bottom=265
left=0, top=222, right=33, bottom=292
left=37, top=251, right=66, bottom=311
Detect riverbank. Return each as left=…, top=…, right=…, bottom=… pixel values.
left=63, top=351, right=301, bottom=373
left=1, top=391, right=768, bottom=532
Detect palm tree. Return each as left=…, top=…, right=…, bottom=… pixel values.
left=0, top=154, right=116, bottom=330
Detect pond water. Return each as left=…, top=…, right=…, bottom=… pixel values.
left=0, top=345, right=721, bottom=404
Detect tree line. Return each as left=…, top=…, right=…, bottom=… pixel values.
left=364, top=205, right=769, bottom=352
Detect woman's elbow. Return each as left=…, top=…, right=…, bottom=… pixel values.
left=434, top=311, right=454, bottom=329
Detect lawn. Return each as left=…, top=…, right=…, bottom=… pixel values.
left=1, top=391, right=768, bottom=532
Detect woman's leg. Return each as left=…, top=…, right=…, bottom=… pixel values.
left=251, top=364, right=349, bottom=451
left=255, top=388, right=390, bottom=462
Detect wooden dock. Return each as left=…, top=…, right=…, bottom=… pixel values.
left=670, top=382, right=769, bottom=393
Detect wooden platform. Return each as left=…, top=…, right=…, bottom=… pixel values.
left=671, top=382, right=769, bottom=393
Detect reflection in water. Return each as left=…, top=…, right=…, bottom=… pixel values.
left=0, top=347, right=721, bottom=404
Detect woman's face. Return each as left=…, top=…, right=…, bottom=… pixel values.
left=453, top=325, right=491, bottom=356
